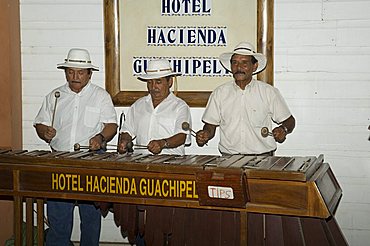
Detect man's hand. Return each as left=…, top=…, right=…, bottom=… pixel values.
left=43, top=126, right=56, bottom=143
left=147, top=139, right=166, bottom=155
left=196, top=130, right=210, bottom=147
left=117, top=133, right=133, bottom=154
left=89, top=134, right=105, bottom=151
left=272, top=126, right=287, bottom=143
left=117, top=139, right=131, bottom=154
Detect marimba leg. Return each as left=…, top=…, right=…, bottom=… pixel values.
left=37, top=199, right=45, bottom=246
left=14, top=195, right=22, bottom=246
left=240, top=211, right=248, bottom=245
left=26, top=198, right=34, bottom=246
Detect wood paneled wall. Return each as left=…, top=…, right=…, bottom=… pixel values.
left=0, top=0, right=22, bottom=244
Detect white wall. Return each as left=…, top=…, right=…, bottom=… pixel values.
left=274, top=1, right=370, bottom=245
left=20, top=0, right=370, bottom=245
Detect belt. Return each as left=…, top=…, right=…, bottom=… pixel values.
left=221, top=150, right=275, bottom=157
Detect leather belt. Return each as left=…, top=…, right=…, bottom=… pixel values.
left=221, top=150, right=275, bottom=157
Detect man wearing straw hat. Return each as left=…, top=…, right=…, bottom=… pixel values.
left=34, top=48, right=117, bottom=245
left=196, top=42, right=295, bottom=155
left=118, top=59, right=191, bottom=155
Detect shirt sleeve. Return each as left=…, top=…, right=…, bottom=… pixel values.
left=202, top=89, right=221, bottom=125
left=33, top=93, right=53, bottom=126
left=120, top=104, right=136, bottom=137
left=270, top=88, right=292, bottom=123
left=99, top=90, right=118, bottom=124
left=173, top=102, right=192, bottom=145
left=174, top=103, right=191, bottom=134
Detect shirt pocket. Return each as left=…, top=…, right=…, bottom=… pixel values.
left=84, top=106, right=100, bottom=128
left=158, top=116, right=175, bottom=137
left=248, top=107, right=269, bottom=128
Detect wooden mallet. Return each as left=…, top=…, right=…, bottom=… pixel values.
left=261, top=127, right=273, bottom=138
left=126, top=142, right=148, bottom=149
left=51, top=91, right=60, bottom=128
left=182, top=122, right=196, bottom=137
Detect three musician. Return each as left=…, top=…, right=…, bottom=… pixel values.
left=34, top=42, right=295, bottom=245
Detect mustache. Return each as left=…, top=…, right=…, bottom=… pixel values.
left=234, top=71, right=245, bottom=75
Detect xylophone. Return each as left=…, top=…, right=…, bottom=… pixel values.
left=0, top=149, right=348, bottom=246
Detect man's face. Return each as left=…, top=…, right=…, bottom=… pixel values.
left=65, top=68, right=92, bottom=93
left=146, top=77, right=173, bottom=103
left=230, top=54, right=258, bottom=83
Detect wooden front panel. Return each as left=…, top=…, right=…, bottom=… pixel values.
left=16, top=166, right=199, bottom=207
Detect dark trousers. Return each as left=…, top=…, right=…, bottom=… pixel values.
left=45, top=200, right=101, bottom=246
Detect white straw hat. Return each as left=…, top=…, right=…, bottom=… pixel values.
left=219, top=42, right=267, bottom=75
left=138, top=59, right=181, bottom=81
left=57, top=48, right=99, bottom=71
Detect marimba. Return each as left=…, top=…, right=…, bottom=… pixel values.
left=0, top=149, right=348, bottom=245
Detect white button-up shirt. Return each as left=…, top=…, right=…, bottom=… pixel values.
left=202, top=79, right=292, bottom=154
left=120, top=93, right=192, bottom=155
left=34, top=82, right=117, bottom=151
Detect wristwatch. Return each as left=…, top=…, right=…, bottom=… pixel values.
left=95, top=133, right=106, bottom=142
left=281, top=125, right=289, bottom=134
left=163, top=139, right=169, bottom=148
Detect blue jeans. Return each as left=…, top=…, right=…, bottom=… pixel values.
left=45, top=200, right=101, bottom=246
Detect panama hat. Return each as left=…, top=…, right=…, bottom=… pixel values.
left=219, top=42, right=267, bottom=75
left=138, top=59, right=181, bottom=81
left=57, top=48, right=99, bottom=71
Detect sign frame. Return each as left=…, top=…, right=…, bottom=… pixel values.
left=103, top=0, right=274, bottom=107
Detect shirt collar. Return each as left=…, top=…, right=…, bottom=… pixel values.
left=146, top=92, right=174, bottom=105
left=65, top=81, right=92, bottom=95
left=232, top=78, right=256, bottom=91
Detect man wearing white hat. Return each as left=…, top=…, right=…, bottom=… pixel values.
left=34, top=48, right=117, bottom=245
left=117, top=59, right=191, bottom=155
left=196, top=42, right=295, bottom=155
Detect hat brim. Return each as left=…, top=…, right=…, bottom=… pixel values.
left=219, top=51, right=267, bottom=75
left=57, top=62, right=99, bottom=71
left=138, top=71, right=182, bottom=82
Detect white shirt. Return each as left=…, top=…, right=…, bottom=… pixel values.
left=120, top=93, right=192, bottom=155
left=34, top=82, right=117, bottom=151
left=202, top=79, right=292, bottom=154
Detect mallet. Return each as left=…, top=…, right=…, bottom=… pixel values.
left=181, top=122, right=196, bottom=137
left=74, top=143, right=116, bottom=151
left=51, top=91, right=60, bottom=128
left=126, top=142, right=148, bottom=149
left=74, top=143, right=89, bottom=151
left=100, top=142, right=119, bottom=150
left=182, top=121, right=208, bottom=145
left=261, top=127, right=273, bottom=138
